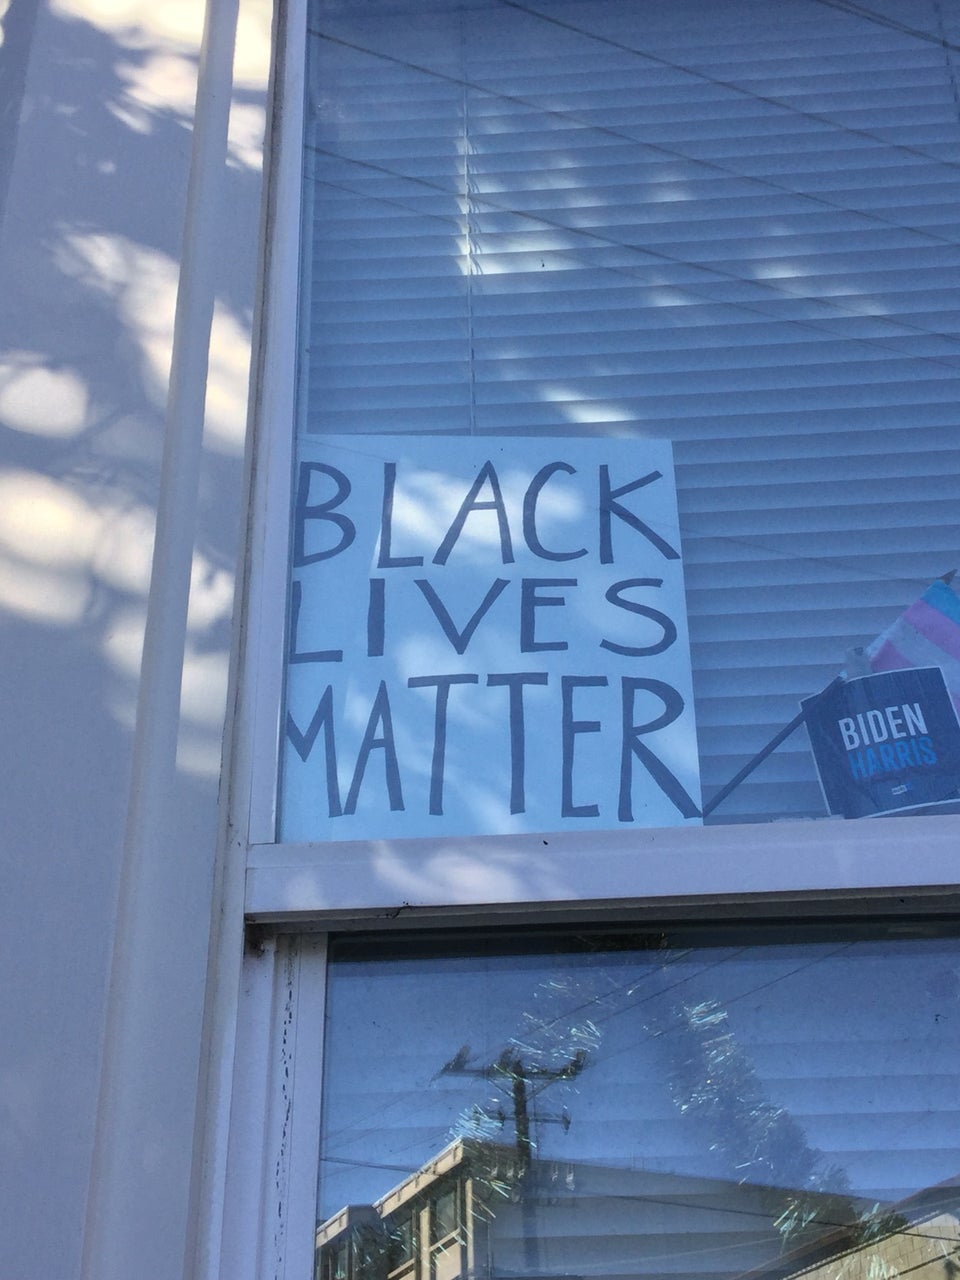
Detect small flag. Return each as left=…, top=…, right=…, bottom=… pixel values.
left=799, top=575, right=960, bottom=817
left=866, top=576, right=960, bottom=717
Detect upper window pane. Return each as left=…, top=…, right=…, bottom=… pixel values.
left=282, top=0, right=960, bottom=839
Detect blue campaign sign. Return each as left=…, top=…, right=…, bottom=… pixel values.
left=802, top=667, right=960, bottom=818
left=279, top=436, right=702, bottom=842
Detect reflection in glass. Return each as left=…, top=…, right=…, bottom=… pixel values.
left=316, top=924, right=960, bottom=1280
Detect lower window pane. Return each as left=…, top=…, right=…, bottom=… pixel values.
left=316, top=921, right=960, bottom=1280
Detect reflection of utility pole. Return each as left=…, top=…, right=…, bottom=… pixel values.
left=440, top=1045, right=587, bottom=1269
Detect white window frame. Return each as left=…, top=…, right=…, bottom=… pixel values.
left=213, top=933, right=327, bottom=1280
left=204, top=2, right=960, bottom=1276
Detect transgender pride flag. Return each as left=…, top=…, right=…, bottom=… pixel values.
left=867, top=577, right=960, bottom=716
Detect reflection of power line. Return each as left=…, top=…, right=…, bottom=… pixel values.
left=599, top=941, right=854, bottom=1067
left=808, top=0, right=960, bottom=51
left=439, top=1042, right=586, bottom=1168
left=320, top=945, right=697, bottom=1152
left=320, top=940, right=800, bottom=1152
left=307, top=141, right=960, bottom=382
left=318, top=936, right=914, bottom=1215
left=308, top=155, right=960, bottom=371
left=313, top=12, right=960, bottom=189
left=306, top=14, right=960, bottom=400
left=498, top=0, right=960, bottom=163
left=309, top=19, right=960, bottom=261
left=321, top=1154, right=423, bottom=1176
left=317, top=1152, right=960, bottom=1249
left=322, top=935, right=853, bottom=1164
left=312, top=135, right=960, bottom=373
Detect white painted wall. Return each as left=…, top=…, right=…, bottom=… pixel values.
left=0, top=0, right=271, bottom=1275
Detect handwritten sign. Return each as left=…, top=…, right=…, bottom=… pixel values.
left=279, top=437, right=701, bottom=841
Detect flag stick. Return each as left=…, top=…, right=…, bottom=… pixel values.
left=701, top=675, right=845, bottom=819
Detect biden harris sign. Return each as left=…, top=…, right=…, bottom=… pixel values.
left=279, top=437, right=702, bottom=842
left=802, top=666, right=960, bottom=818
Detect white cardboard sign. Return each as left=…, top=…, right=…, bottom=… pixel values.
left=280, top=437, right=701, bottom=841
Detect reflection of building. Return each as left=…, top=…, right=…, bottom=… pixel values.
left=740, top=1178, right=960, bottom=1280
left=318, top=1139, right=954, bottom=1280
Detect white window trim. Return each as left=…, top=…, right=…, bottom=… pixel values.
left=214, top=934, right=327, bottom=1280
left=243, top=815, right=960, bottom=921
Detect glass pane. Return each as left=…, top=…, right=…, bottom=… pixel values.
left=315, top=922, right=960, bottom=1280
left=431, top=1188, right=458, bottom=1243
left=283, top=0, right=960, bottom=839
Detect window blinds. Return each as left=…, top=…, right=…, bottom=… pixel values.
left=299, top=0, right=960, bottom=822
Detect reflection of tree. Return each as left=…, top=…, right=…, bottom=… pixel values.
left=649, top=995, right=856, bottom=1248
left=443, top=953, right=901, bottom=1254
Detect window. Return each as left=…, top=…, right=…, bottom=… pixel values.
left=269, top=0, right=960, bottom=855
left=387, top=1212, right=416, bottom=1274
left=305, top=915, right=960, bottom=1280
left=431, top=1190, right=459, bottom=1246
